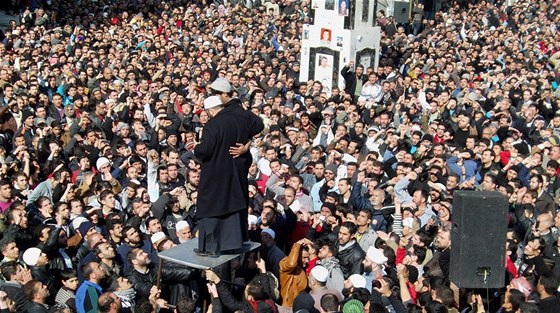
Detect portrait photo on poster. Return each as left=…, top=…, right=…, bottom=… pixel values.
left=314, top=54, right=334, bottom=93
left=336, top=36, right=343, bottom=47
left=320, top=28, right=332, bottom=46
left=338, top=0, right=349, bottom=16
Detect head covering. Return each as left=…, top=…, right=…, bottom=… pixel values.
left=176, top=221, right=190, bottom=232
left=510, top=277, right=532, bottom=299
left=402, top=217, right=415, bottom=228
left=96, top=157, right=110, bottom=171
left=293, top=292, right=316, bottom=313
left=210, top=78, right=232, bottom=93
left=151, top=232, right=166, bottom=244
left=117, top=122, right=130, bottom=131
left=78, top=221, right=94, bottom=236
left=23, top=248, right=42, bottom=266
left=321, top=202, right=337, bottom=216
left=261, top=228, right=275, bottom=239
left=343, top=299, right=365, bottom=313
left=310, top=265, right=328, bottom=282
left=22, top=110, right=35, bottom=122
left=348, top=274, right=367, bottom=288
left=203, top=96, right=223, bottom=110
left=248, top=215, right=258, bottom=225
left=366, top=246, right=388, bottom=264
left=269, top=125, right=281, bottom=132
left=325, top=163, right=338, bottom=175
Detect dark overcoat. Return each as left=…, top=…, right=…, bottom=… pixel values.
left=195, top=99, right=263, bottom=218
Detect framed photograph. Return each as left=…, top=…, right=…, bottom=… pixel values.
left=338, top=0, right=349, bottom=16
left=309, top=47, right=341, bottom=96
left=325, top=0, right=335, bottom=10
left=319, top=28, right=332, bottom=46
left=336, top=36, right=343, bottom=47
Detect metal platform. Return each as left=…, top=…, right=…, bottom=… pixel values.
left=158, top=238, right=260, bottom=270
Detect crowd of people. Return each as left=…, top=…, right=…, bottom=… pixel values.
left=0, top=0, right=560, bottom=312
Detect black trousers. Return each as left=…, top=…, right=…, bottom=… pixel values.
left=197, top=210, right=248, bottom=253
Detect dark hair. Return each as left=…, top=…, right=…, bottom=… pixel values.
left=424, top=301, right=448, bottom=313
left=176, top=297, right=197, bottom=313
left=539, top=273, right=559, bottom=295
left=81, top=262, right=98, bottom=281
left=0, top=261, right=19, bottom=281
left=23, top=280, right=42, bottom=300
left=246, top=280, right=266, bottom=301
left=60, top=268, right=77, bottom=281
left=351, top=287, right=370, bottom=305
left=320, top=294, right=339, bottom=312
left=507, top=289, right=526, bottom=311
left=341, top=221, right=358, bottom=235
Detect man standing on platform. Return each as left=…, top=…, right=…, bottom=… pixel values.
left=194, top=79, right=264, bottom=256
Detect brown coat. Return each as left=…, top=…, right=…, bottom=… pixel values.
left=279, top=242, right=308, bottom=307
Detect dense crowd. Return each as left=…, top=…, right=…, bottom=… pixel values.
left=1, top=0, right=560, bottom=312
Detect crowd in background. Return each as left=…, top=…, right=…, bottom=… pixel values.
left=1, top=0, right=560, bottom=312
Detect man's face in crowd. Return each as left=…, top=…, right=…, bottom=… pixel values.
left=338, top=226, right=353, bottom=245
left=147, top=219, right=162, bottom=234
left=435, top=230, right=451, bottom=250
left=261, top=206, right=275, bottom=226
left=1, top=242, right=19, bottom=260
left=125, top=228, right=142, bottom=245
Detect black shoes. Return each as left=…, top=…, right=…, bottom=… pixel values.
left=193, top=248, right=220, bottom=258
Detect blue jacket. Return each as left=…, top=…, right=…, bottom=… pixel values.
left=75, top=280, right=102, bottom=313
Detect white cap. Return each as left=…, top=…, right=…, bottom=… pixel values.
left=203, top=96, right=223, bottom=110
left=96, top=157, right=110, bottom=171
left=176, top=221, right=190, bottom=231
left=433, top=183, right=447, bottom=193
left=311, top=265, right=329, bottom=282
left=209, top=77, right=232, bottom=93
left=366, top=246, right=388, bottom=265
left=71, top=216, right=88, bottom=232
left=261, top=228, right=275, bottom=239
left=402, top=217, right=414, bottom=228
left=348, top=274, right=367, bottom=288
left=23, top=248, right=42, bottom=266
left=248, top=215, right=258, bottom=225
left=151, top=232, right=166, bottom=244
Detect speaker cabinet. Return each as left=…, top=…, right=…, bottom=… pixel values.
left=450, top=191, right=508, bottom=288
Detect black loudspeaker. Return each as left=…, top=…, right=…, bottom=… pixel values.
left=393, top=1, right=410, bottom=24
left=450, top=191, right=508, bottom=289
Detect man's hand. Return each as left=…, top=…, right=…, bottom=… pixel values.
left=357, top=171, right=366, bottom=183
left=256, top=258, right=266, bottom=273
left=374, top=278, right=392, bottom=297
left=229, top=141, right=251, bottom=158
left=207, top=283, right=219, bottom=298
left=205, top=270, right=220, bottom=284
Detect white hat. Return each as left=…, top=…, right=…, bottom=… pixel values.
left=348, top=274, right=367, bottom=288
left=366, top=246, right=388, bottom=265
left=203, top=96, right=223, bottom=110
left=71, top=216, right=88, bottom=232
left=402, top=217, right=414, bottom=228
left=433, top=183, right=447, bottom=193
left=151, top=232, right=166, bottom=244
left=311, top=266, right=329, bottom=282
left=176, top=221, right=190, bottom=231
left=209, top=77, right=232, bottom=93
left=96, top=157, right=110, bottom=171
left=23, top=248, right=42, bottom=266
left=248, top=215, right=258, bottom=225
left=261, top=228, right=275, bottom=239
